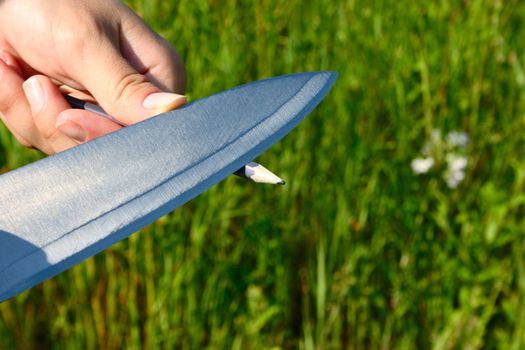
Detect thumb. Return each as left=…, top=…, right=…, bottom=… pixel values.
left=76, top=41, right=186, bottom=125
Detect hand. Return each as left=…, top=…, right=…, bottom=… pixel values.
left=0, top=0, right=186, bottom=154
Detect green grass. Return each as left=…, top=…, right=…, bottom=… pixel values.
left=2, top=0, right=525, bottom=348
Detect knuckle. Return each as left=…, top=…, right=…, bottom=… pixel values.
left=111, top=71, right=150, bottom=103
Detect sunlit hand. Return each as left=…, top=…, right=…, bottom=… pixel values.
left=0, top=0, right=186, bottom=154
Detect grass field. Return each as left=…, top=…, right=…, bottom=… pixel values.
left=2, top=0, right=525, bottom=348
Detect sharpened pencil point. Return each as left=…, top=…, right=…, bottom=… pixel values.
left=235, top=162, right=286, bottom=185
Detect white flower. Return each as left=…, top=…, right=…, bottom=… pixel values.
left=412, top=129, right=470, bottom=188
left=411, top=157, right=435, bottom=175
left=446, top=153, right=468, bottom=172
left=446, top=131, right=468, bottom=148
left=445, top=169, right=465, bottom=188
left=444, top=153, right=468, bottom=188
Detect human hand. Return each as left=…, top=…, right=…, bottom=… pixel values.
left=0, top=0, right=186, bottom=154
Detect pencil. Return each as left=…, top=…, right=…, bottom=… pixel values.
left=234, top=162, right=285, bottom=185
left=64, top=94, right=286, bottom=185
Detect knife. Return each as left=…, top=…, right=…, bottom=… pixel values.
left=0, top=71, right=337, bottom=302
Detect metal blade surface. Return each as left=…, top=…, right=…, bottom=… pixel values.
left=0, top=71, right=337, bottom=302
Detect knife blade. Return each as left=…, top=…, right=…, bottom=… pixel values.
left=0, top=71, right=337, bottom=302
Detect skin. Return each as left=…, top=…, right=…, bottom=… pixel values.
left=0, top=0, right=186, bottom=154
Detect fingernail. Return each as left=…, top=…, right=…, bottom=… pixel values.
left=143, top=92, right=187, bottom=112
left=23, top=77, right=46, bottom=113
left=56, top=120, right=86, bottom=143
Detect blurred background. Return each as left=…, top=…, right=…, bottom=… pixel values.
left=2, top=0, right=525, bottom=348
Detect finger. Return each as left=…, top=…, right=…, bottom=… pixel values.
left=0, top=56, right=52, bottom=153
left=23, top=75, right=80, bottom=153
left=0, top=111, right=32, bottom=148
left=23, top=75, right=123, bottom=153
left=73, top=34, right=186, bottom=126
left=0, top=51, right=33, bottom=146
left=56, top=109, right=122, bottom=143
left=119, top=6, right=186, bottom=93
